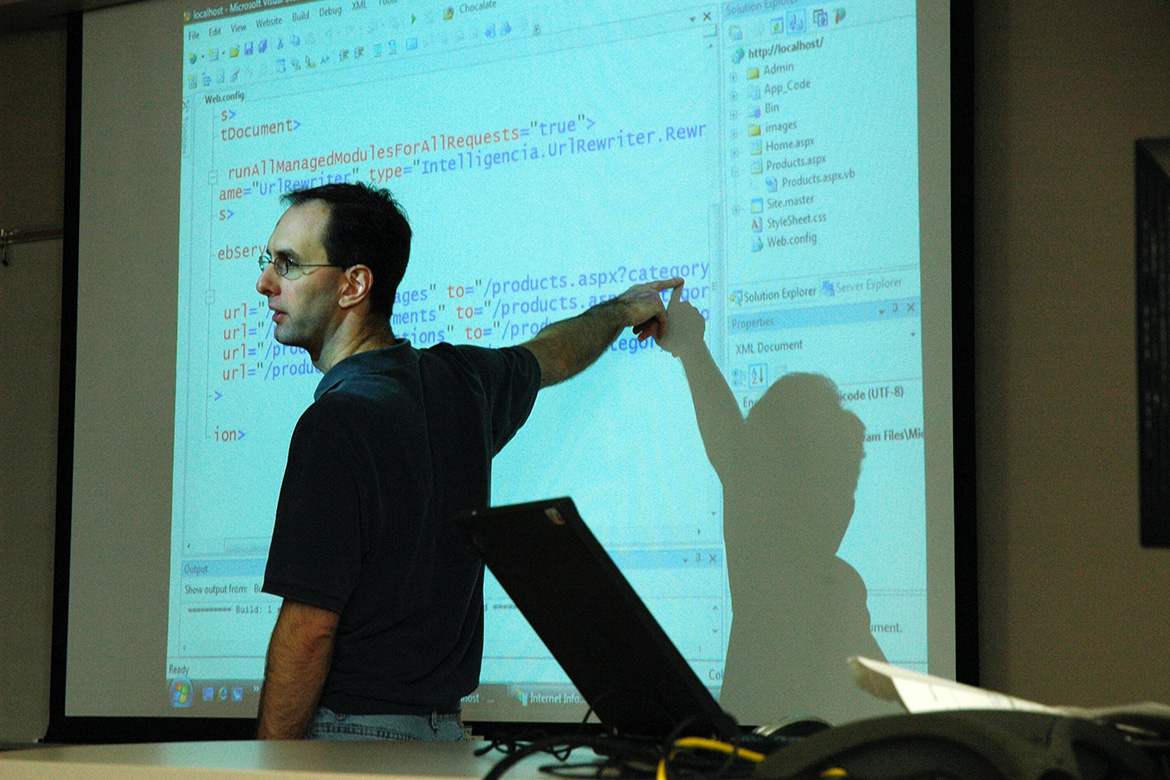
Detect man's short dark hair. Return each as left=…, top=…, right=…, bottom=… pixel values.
left=282, top=182, right=411, bottom=317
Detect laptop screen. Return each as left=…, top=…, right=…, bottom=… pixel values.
left=457, top=497, right=738, bottom=740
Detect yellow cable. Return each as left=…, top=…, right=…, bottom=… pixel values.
left=671, top=736, right=767, bottom=763
left=655, top=735, right=768, bottom=780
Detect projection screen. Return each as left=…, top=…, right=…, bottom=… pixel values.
left=51, top=0, right=961, bottom=740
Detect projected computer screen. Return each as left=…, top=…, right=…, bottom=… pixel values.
left=64, top=0, right=953, bottom=732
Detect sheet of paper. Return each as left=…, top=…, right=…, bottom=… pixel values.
left=847, top=656, right=1063, bottom=715
left=848, top=656, right=1170, bottom=739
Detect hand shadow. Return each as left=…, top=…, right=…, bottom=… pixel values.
left=660, top=294, right=894, bottom=725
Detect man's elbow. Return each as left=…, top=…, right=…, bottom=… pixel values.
left=538, top=358, right=570, bottom=388
left=520, top=339, right=570, bottom=388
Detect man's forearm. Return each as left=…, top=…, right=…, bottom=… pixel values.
left=522, top=298, right=629, bottom=387
left=256, top=600, right=339, bottom=739
left=521, top=278, right=682, bottom=387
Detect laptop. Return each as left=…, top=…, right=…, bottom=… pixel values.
left=456, top=497, right=738, bottom=740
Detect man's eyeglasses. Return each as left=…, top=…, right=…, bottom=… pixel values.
left=258, top=252, right=336, bottom=280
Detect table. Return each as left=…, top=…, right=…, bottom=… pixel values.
left=0, top=738, right=524, bottom=780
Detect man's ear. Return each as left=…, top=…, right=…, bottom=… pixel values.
left=338, top=265, right=374, bottom=310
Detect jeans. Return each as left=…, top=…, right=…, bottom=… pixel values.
left=307, top=707, right=466, bottom=741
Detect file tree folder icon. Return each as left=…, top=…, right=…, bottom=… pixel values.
left=748, top=67, right=759, bottom=79
left=748, top=125, right=761, bottom=136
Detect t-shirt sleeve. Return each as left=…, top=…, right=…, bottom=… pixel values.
left=480, top=345, right=541, bottom=454
left=262, top=405, right=363, bottom=613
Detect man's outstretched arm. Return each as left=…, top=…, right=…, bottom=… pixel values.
left=520, top=277, right=684, bottom=388
left=256, top=598, right=340, bottom=739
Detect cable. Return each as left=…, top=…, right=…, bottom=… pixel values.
left=656, top=735, right=766, bottom=780
left=482, top=735, right=625, bottom=780
left=672, top=737, right=766, bottom=763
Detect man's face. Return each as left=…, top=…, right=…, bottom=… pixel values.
left=256, top=200, right=345, bottom=359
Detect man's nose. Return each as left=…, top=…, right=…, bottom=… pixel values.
left=256, top=264, right=279, bottom=296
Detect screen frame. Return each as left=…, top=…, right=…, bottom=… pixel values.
left=45, top=1, right=978, bottom=744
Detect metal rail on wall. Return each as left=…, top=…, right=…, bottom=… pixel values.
left=0, top=227, right=64, bottom=267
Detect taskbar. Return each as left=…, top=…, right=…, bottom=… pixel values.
left=462, top=682, right=723, bottom=724
left=168, top=676, right=262, bottom=712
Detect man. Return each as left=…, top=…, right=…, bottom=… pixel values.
left=254, top=182, right=681, bottom=740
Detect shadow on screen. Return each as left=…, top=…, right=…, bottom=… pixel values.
left=662, top=297, right=893, bottom=725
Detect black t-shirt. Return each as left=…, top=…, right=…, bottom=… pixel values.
left=262, top=341, right=540, bottom=715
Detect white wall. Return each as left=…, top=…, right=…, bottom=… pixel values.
left=5, top=0, right=1170, bottom=743
left=974, top=1, right=1170, bottom=704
